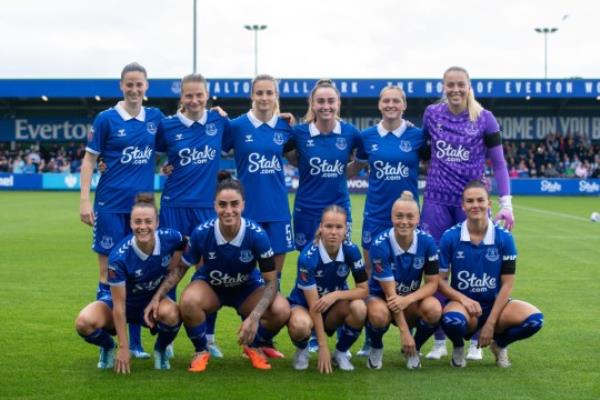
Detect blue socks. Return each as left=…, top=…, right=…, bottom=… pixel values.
left=128, top=323, right=143, bottom=350
left=185, top=322, right=208, bottom=352
left=366, top=321, right=390, bottom=349
left=155, top=321, right=181, bottom=352
left=441, top=312, right=468, bottom=348
left=495, top=313, right=544, bottom=348
left=414, top=319, right=438, bottom=351
left=205, top=312, right=217, bottom=336
left=252, top=323, right=278, bottom=347
left=336, top=323, right=362, bottom=352
left=80, top=328, right=115, bottom=350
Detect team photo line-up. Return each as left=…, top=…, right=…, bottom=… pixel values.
left=74, top=62, right=544, bottom=374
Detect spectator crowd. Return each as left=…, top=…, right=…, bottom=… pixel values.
left=1, top=132, right=599, bottom=179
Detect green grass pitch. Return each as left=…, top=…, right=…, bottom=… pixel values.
left=1, top=192, right=599, bottom=399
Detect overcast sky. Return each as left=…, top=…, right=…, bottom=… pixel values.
left=1, top=0, right=597, bottom=79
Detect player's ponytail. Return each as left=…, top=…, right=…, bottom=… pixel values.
left=392, top=190, right=419, bottom=212
left=132, top=192, right=158, bottom=215
left=216, top=170, right=244, bottom=199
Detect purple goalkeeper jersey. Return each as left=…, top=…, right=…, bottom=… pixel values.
left=423, top=103, right=500, bottom=206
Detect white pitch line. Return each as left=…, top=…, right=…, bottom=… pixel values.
left=514, top=204, right=592, bottom=222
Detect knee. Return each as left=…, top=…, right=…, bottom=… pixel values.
left=179, top=293, right=203, bottom=324
left=349, top=300, right=367, bottom=323
left=367, top=307, right=390, bottom=328
left=271, top=299, right=291, bottom=325
left=288, top=314, right=312, bottom=340
left=525, top=312, right=544, bottom=334
left=75, top=311, right=96, bottom=335
left=420, top=299, right=442, bottom=324
left=157, top=301, right=180, bottom=326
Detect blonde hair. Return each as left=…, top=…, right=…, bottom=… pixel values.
left=251, top=74, right=281, bottom=115
left=379, top=85, right=407, bottom=104
left=392, top=190, right=419, bottom=212
left=304, top=79, right=341, bottom=123
left=442, top=66, right=483, bottom=122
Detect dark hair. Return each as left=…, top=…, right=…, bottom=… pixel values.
left=313, top=205, right=347, bottom=245
left=462, top=180, right=489, bottom=200
left=121, top=62, right=148, bottom=80
left=132, top=192, right=157, bottom=214
left=216, top=170, right=244, bottom=198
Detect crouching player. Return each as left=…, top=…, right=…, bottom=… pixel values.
left=365, top=191, right=441, bottom=370
left=287, top=205, right=368, bottom=373
left=145, top=171, right=290, bottom=372
left=75, top=193, right=184, bottom=372
left=439, top=181, right=543, bottom=368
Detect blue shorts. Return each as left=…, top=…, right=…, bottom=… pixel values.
left=361, top=219, right=392, bottom=250
left=293, top=211, right=352, bottom=251
left=96, top=282, right=113, bottom=309
left=92, top=211, right=130, bottom=255
left=420, top=200, right=465, bottom=243
left=191, top=274, right=263, bottom=310
left=256, top=220, right=294, bottom=254
left=159, top=206, right=215, bottom=237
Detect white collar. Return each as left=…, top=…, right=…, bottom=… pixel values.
left=388, top=228, right=418, bottom=256
left=460, top=219, right=495, bottom=245
left=247, top=110, right=278, bottom=129
left=308, top=120, right=342, bottom=137
left=115, top=102, right=146, bottom=122
left=177, top=110, right=208, bottom=128
left=132, top=232, right=161, bottom=261
left=317, top=239, right=345, bottom=263
left=376, top=120, right=407, bottom=138
left=215, top=218, right=247, bottom=247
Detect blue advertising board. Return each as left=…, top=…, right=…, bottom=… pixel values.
left=2, top=173, right=598, bottom=196
left=2, top=78, right=600, bottom=99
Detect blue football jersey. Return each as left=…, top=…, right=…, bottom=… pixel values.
left=107, top=228, right=185, bottom=307
left=224, top=111, right=293, bottom=222
left=156, top=110, right=230, bottom=208
left=288, top=239, right=365, bottom=307
left=438, top=220, right=517, bottom=307
left=368, top=228, right=439, bottom=297
left=86, top=103, right=163, bottom=212
left=356, top=121, right=425, bottom=223
left=183, top=218, right=274, bottom=288
left=291, top=121, right=360, bottom=218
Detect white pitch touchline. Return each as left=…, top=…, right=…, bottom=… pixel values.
left=514, top=204, right=591, bottom=222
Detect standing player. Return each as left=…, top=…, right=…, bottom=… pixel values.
left=348, top=86, right=426, bottom=356
left=79, top=62, right=163, bottom=359
left=438, top=181, right=543, bottom=368
left=287, top=205, right=368, bottom=373
left=144, top=171, right=290, bottom=372
left=74, top=194, right=183, bottom=372
left=224, top=74, right=295, bottom=287
left=288, top=79, right=361, bottom=250
left=365, top=191, right=440, bottom=370
left=421, top=66, right=514, bottom=361
left=156, top=73, right=230, bottom=358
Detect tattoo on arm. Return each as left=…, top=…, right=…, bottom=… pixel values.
left=156, top=261, right=189, bottom=299
left=250, top=278, right=277, bottom=322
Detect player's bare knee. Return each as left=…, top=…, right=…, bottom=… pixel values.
left=157, top=301, right=180, bottom=325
